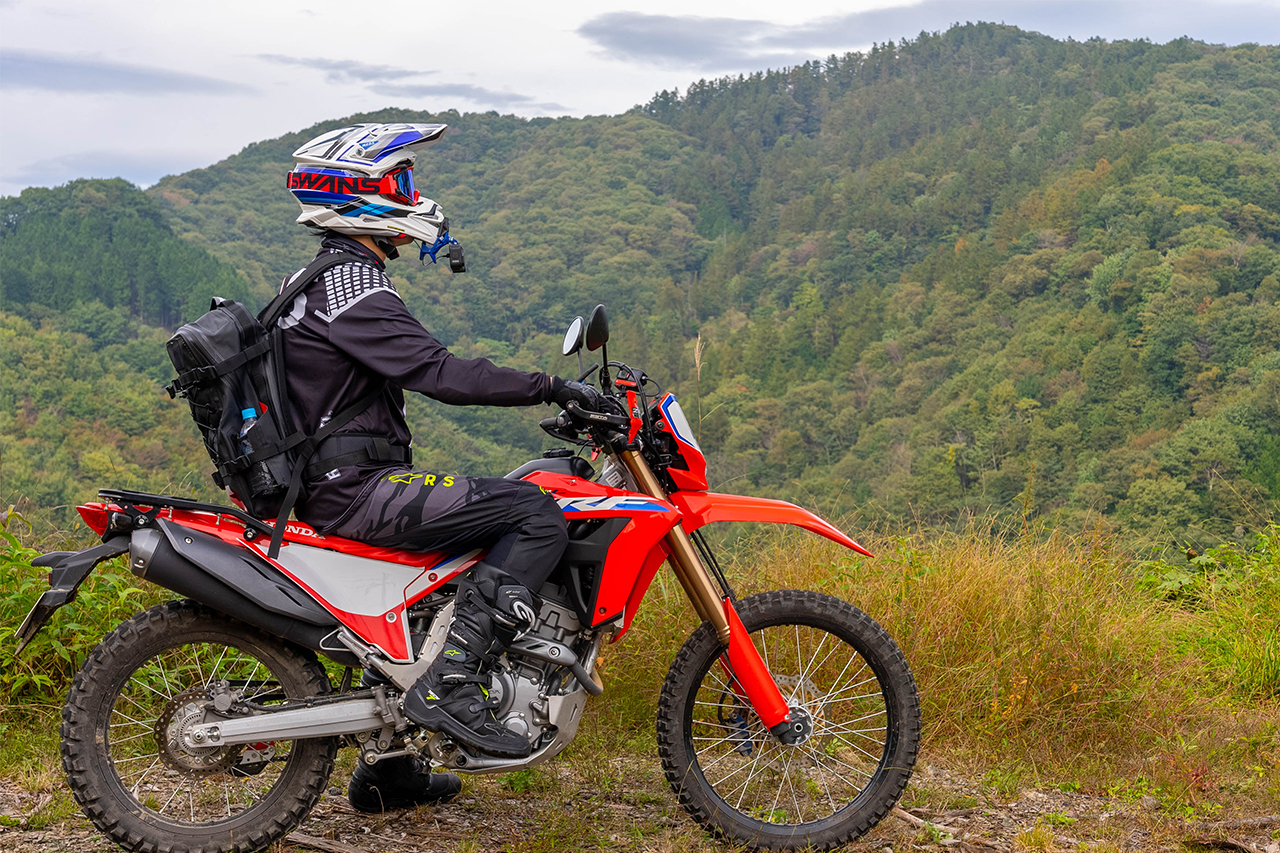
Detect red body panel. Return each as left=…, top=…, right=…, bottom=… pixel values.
left=653, top=393, right=709, bottom=492
left=81, top=502, right=479, bottom=661
left=522, top=472, right=681, bottom=626
left=669, top=492, right=874, bottom=557
left=615, top=545, right=671, bottom=642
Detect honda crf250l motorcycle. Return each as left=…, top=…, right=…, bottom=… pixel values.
left=16, top=305, right=920, bottom=852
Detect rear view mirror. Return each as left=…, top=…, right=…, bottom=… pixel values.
left=585, top=304, right=609, bottom=352
left=562, top=317, right=584, bottom=357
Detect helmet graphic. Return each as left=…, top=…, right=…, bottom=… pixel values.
left=287, top=123, right=463, bottom=266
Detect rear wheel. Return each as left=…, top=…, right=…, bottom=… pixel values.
left=61, top=600, right=337, bottom=853
left=657, top=590, right=920, bottom=851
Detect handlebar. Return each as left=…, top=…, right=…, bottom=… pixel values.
left=538, top=400, right=631, bottom=447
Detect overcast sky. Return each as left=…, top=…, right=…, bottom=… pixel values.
left=1, top=0, right=1277, bottom=198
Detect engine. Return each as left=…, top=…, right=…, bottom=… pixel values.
left=403, top=580, right=602, bottom=771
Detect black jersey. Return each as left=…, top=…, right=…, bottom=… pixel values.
left=277, top=234, right=552, bottom=532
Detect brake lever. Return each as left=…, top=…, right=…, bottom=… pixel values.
left=564, top=401, right=630, bottom=428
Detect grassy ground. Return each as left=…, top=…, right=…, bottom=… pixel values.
left=1, top=519, right=1277, bottom=850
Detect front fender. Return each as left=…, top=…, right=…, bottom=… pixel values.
left=669, top=492, right=874, bottom=557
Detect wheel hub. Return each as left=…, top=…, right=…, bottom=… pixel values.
left=771, top=705, right=813, bottom=746
left=155, top=687, right=241, bottom=775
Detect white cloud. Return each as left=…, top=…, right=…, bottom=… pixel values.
left=256, top=55, right=434, bottom=84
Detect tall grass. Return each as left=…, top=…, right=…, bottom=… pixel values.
left=0, top=525, right=164, bottom=707
left=593, top=520, right=1279, bottom=800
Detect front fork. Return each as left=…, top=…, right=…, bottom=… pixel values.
left=618, top=451, right=806, bottom=744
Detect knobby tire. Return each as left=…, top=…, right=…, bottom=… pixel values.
left=61, top=600, right=337, bottom=853
left=657, top=590, right=921, bottom=851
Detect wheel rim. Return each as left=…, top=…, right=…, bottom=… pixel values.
left=104, top=638, right=304, bottom=826
left=686, top=620, right=894, bottom=827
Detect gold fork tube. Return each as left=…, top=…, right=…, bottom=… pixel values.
left=618, top=450, right=732, bottom=643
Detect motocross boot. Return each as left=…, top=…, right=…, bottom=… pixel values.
left=401, top=563, right=539, bottom=758
left=348, top=755, right=462, bottom=813
left=347, top=671, right=462, bottom=812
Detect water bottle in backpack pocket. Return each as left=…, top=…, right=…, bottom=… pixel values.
left=238, top=407, right=282, bottom=498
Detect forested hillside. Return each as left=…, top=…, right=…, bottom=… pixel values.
left=2, top=24, right=1277, bottom=544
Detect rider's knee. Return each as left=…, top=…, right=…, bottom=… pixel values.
left=528, top=485, right=568, bottom=543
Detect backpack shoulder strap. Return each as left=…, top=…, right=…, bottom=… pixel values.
left=258, top=251, right=368, bottom=327
left=265, top=384, right=386, bottom=559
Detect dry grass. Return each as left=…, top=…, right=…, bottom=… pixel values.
left=592, top=519, right=1280, bottom=808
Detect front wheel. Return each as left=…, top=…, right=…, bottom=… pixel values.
left=657, top=590, right=920, bottom=851
left=61, top=600, right=338, bottom=853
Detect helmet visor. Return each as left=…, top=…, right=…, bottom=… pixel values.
left=378, top=166, right=418, bottom=206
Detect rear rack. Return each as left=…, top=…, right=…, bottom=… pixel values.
left=97, top=488, right=274, bottom=534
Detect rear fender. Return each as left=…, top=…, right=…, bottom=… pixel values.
left=14, top=536, right=130, bottom=656
left=668, top=492, right=873, bottom=557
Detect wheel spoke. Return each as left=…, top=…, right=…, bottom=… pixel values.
left=817, top=674, right=880, bottom=702
left=794, top=631, right=830, bottom=695
left=190, top=643, right=206, bottom=687
left=207, top=645, right=230, bottom=686
left=731, top=739, right=770, bottom=809
left=155, top=656, right=175, bottom=700
left=797, top=746, right=868, bottom=796
left=799, top=742, right=876, bottom=780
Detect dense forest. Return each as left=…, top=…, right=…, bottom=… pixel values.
left=2, top=24, right=1277, bottom=545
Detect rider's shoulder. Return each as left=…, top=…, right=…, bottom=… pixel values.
left=307, top=251, right=400, bottom=323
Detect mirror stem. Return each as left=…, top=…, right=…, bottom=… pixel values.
left=577, top=350, right=584, bottom=378
left=600, top=344, right=611, bottom=390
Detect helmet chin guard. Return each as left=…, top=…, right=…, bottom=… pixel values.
left=288, top=123, right=463, bottom=268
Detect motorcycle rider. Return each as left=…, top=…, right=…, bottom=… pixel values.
left=280, top=123, right=599, bottom=811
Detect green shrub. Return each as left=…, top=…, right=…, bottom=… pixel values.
left=0, top=522, right=160, bottom=704
left=1139, top=525, right=1280, bottom=699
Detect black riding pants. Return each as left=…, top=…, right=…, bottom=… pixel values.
left=327, top=469, right=568, bottom=590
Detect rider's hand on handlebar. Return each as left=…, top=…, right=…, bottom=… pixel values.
left=550, top=377, right=603, bottom=412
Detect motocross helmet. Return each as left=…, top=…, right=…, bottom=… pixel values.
left=287, top=123, right=454, bottom=259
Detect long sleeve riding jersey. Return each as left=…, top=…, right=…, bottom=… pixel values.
left=277, top=234, right=553, bottom=532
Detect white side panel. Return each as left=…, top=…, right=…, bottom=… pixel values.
left=274, top=543, right=425, bottom=617
left=403, top=549, right=481, bottom=603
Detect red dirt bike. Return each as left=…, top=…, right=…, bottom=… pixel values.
left=16, top=305, right=919, bottom=852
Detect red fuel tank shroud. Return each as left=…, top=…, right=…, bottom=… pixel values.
left=522, top=472, right=682, bottom=627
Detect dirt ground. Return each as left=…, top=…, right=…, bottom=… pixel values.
left=1, top=752, right=1277, bottom=853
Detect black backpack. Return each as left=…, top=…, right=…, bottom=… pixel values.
left=166, top=252, right=408, bottom=557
